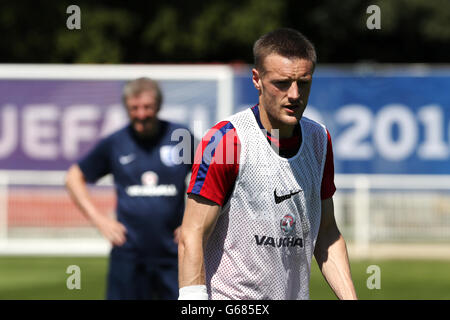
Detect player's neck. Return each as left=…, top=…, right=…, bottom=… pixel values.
left=258, top=105, right=296, bottom=139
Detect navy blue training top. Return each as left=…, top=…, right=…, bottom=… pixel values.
left=78, top=120, right=194, bottom=264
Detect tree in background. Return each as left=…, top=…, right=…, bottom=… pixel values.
left=0, top=0, right=448, bottom=63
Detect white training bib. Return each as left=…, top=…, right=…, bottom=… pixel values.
left=204, top=108, right=328, bottom=300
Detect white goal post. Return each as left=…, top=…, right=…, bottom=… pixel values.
left=0, top=64, right=235, bottom=255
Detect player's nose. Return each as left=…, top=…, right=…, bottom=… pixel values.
left=287, top=82, right=301, bottom=102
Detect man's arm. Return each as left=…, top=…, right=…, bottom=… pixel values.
left=65, top=164, right=127, bottom=246
left=178, top=194, right=221, bottom=299
left=314, top=197, right=357, bottom=300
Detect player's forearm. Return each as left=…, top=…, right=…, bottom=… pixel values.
left=65, top=165, right=103, bottom=225
left=178, top=231, right=206, bottom=288
left=315, top=232, right=357, bottom=300
left=178, top=195, right=220, bottom=298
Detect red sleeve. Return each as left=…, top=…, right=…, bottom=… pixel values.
left=321, top=129, right=336, bottom=200
left=187, top=121, right=241, bottom=206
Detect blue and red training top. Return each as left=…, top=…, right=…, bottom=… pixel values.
left=188, top=105, right=336, bottom=206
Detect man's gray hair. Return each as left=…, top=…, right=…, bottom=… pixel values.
left=122, top=77, right=163, bottom=109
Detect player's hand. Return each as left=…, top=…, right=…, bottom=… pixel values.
left=173, top=226, right=181, bottom=244
left=93, top=215, right=127, bottom=246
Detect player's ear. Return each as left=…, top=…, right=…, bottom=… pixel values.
left=252, top=68, right=262, bottom=92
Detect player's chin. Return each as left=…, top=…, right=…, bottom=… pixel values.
left=280, top=111, right=302, bottom=125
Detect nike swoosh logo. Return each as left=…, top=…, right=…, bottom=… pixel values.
left=119, top=154, right=136, bottom=165
left=274, top=189, right=302, bottom=204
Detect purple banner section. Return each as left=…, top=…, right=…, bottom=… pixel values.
left=0, top=80, right=133, bottom=170
left=0, top=78, right=218, bottom=171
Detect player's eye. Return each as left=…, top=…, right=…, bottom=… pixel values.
left=299, top=77, right=312, bottom=84
left=273, top=80, right=291, bottom=90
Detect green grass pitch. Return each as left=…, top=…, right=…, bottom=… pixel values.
left=0, top=256, right=449, bottom=299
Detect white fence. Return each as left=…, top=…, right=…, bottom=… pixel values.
left=0, top=170, right=450, bottom=258
left=334, top=174, right=450, bottom=259
left=0, top=170, right=112, bottom=255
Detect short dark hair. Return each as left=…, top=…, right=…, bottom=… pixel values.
left=122, top=77, right=163, bottom=109
left=253, top=28, right=317, bottom=74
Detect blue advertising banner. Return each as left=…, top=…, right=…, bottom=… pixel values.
left=1, top=66, right=449, bottom=174
left=234, top=67, right=450, bottom=175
